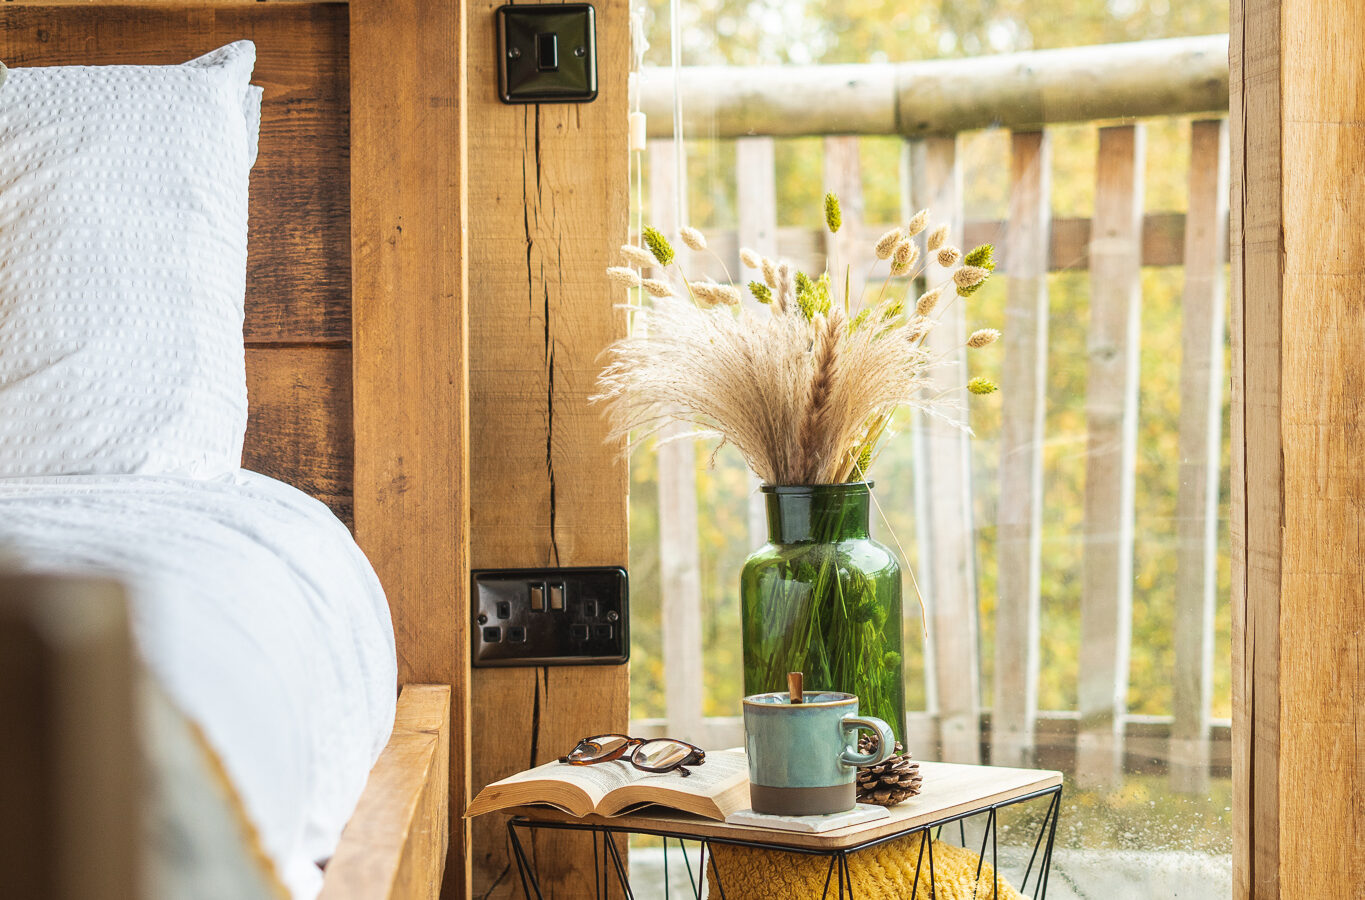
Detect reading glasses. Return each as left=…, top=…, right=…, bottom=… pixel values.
left=560, top=734, right=706, bottom=777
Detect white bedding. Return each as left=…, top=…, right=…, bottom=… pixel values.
left=0, top=470, right=397, bottom=898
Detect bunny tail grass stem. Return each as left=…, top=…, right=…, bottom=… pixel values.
left=855, top=470, right=929, bottom=640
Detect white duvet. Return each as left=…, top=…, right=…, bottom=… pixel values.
left=0, top=470, right=397, bottom=898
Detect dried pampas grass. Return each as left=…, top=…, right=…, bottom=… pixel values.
left=595, top=213, right=1001, bottom=486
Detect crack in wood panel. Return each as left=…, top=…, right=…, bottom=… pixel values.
left=468, top=0, right=630, bottom=894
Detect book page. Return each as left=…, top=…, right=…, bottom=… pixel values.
left=601, top=750, right=750, bottom=819
left=466, top=758, right=645, bottom=817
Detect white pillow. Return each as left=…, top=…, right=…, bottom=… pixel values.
left=0, top=42, right=263, bottom=478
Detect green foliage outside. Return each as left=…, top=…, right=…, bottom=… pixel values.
left=625, top=0, right=1233, bottom=857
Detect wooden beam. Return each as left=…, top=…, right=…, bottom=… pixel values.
left=991, top=130, right=1051, bottom=768
left=822, top=136, right=867, bottom=304
left=653, top=210, right=1213, bottom=284
left=909, top=135, right=981, bottom=763
left=1234, top=0, right=1365, bottom=896
left=466, top=0, right=631, bottom=893
left=638, top=36, right=1229, bottom=139
left=647, top=139, right=707, bottom=748
left=1076, top=124, right=1145, bottom=787
left=1170, top=118, right=1229, bottom=794
left=322, top=686, right=452, bottom=900
left=1231, top=1, right=1280, bottom=896
left=349, top=0, right=469, bottom=895
left=735, top=136, right=778, bottom=546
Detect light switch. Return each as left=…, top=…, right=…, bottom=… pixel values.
left=496, top=4, right=597, bottom=104
left=536, top=32, right=559, bottom=71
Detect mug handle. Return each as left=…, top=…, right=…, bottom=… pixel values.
left=838, top=715, right=896, bottom=767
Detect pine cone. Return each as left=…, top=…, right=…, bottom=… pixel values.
left=854, top=736, right=923, bottom=807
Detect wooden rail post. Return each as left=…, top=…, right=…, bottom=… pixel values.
left=649, top=138, right=707, bottom=747
left=991, top=130, right=1052, bottom=768
left=1077, top=124, right=1146, bottom=787
left=736, top=136, right=779, bottom=547
left=1234, top=0, right=1365, bottom=895
left=908, top=135, right=982, bottom=764
left=822, top=136, right=867, bottom=305
left=1170, top=118, right=1229, bottom=794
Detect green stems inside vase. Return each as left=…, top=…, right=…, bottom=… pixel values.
left=740, top=482, right=907, bottom=741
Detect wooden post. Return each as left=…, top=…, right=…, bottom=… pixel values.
left=1234, top=0, right=1365, bottom=895
left=908, top=135, right=982, bottom=764
left=991, top=130, right=1052, bottom=768
left=649, top=138, right=707, bottom=747
left=736, top=136, right=779, bottom=547
left=1076, top=123, right=1145, bottom=787
left=466, top=0, right=631, bottom=893
left=1170, top=119, right=1229, bottom=794
left=822, top=136, right=867, bottom=306
left=350, top=1, right=470, bottom=893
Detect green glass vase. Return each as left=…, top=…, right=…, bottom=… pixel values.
left=740, top=482, right=906, bottom=741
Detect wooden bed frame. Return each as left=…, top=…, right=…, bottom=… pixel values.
left=0, top=2, right=468, bottom=897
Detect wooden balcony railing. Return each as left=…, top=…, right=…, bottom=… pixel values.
left=629, top=35, right=1232, bottom=793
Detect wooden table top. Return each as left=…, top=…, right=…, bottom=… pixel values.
left=509, top=760, right=1063, bottom=851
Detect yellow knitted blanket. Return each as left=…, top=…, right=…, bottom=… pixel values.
left=706, top=836, right=1024, bottom=900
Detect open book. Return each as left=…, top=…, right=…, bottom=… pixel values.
left=466, top=749, right=750, bottom=821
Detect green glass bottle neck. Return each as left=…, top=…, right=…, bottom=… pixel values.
left=763, top=483, right=872, bottom=543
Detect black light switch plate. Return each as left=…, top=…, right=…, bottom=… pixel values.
left=472, top=567, right=628, bottom=666
left=496, top=4, right=598, bottom=104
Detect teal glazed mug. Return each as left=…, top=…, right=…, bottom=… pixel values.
left=742, top=691, right=896, bottom=816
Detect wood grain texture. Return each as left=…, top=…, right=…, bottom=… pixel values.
left=466, top=0, right=631, bottom=892
left=1076, top=124, right=1144, bottom=788
left=909, top=135, right=981, bottom=764
left=0, top=4, right=352, bottom=343
left=1276, top=1, right=1364, bottom=896
left=0, top=575, right=136, bottom=900
left=245, top=346, right=354, bottom=523
left=991, top=130, right=1051, bottom=769
left=1231, top=1, right=1280, bottom=897
left=350, top=0, right=469, bottom=896
left=1169, top=119, right=1229, bottom=794
left=322, top=685, right=451, bottom=900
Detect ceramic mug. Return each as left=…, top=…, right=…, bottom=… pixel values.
left=742, top=691, right=896, bottom=816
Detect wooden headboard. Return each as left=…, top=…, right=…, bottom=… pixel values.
left=0, top=5, right=354, bottom=521
left=2, top=3, right=471, bottom=895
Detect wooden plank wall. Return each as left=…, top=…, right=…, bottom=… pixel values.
left=0, top=4, right=355, bottom=522
left=466, top=0, right=631, bottom=895
left=1234, top=0, right=1365, bottom=896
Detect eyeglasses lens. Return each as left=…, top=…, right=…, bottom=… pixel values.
left=570, top=735, right=630, bottom=762
left=635, top=739, right=692, bottom=769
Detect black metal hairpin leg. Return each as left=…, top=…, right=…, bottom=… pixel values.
left=506, top=819, right=544, bottom=900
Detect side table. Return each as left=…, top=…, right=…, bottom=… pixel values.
left=506, top=761, right=1062, bottom=899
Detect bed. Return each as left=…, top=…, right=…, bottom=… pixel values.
left=0, top=5, right=463, bottom=898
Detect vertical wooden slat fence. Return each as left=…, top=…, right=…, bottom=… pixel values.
left=632, top=46, right=1232, bottom=786
left=992, top=130, right=1052, bottom=769
left=910, top=136, right=983, bottom=764
left=649, top=139, right=708, bottom=747
left=736, top=137, right=778, bottom=548
left=1078, top=124, right=1147, bottom=787
left=1170, top=118, right=1230, bottom=792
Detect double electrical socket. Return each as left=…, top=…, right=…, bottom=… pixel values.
left=471, top=567, right=628, bottom=667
